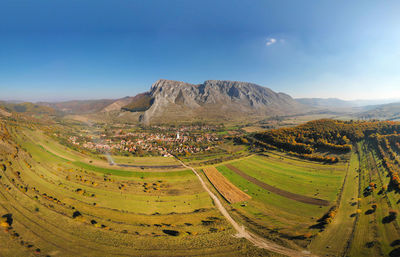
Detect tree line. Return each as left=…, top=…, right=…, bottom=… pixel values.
left=242, top=119, right=400, bottom=163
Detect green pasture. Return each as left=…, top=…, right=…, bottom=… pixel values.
left=228, top=154, right=346, bottom=201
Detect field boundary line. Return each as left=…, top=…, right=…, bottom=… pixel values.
left=225, top=164, right=330, bottom=206
left=175, top=158, right=318, bottom=257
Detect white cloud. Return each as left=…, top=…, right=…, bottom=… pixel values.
left=266, top=38, right=277, bottom=46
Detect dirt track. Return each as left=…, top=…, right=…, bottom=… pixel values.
left=116, top=163, right=183, bottom=169
left=225, top=164, right=330, bottom=206
left=177, top=159, right=317, bottom=257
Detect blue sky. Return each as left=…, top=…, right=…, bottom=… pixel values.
left=0, top=0, right=399, bottom=101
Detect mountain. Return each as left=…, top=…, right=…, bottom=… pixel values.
left=297, top=97, right=400, bottom=109
left=101, top=97, right=135, bottom=112
left=120, top=93, right=153, bottom=112
left=350, top=99, right=400, bottom=107
left=123, top=79, right=305, bottom=124
left=0, top=102, right=58, bottom=116
left=40, top=99, right=116, bottom=114
left=357, top=102, right=400, bottom=121
left=296, top=98, right=355, bottom=108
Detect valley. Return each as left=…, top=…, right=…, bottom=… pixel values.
left=1, top=109, right=400, bottom=256
left=2, top=1, right=399, bottom=255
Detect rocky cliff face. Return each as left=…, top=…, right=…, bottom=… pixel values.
left=139, top=79, right=304, bottom=124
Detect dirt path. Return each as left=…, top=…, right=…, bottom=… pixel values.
left=176, top=159, right=317, bottom=257
left=116, top=163, right=183, bottom=169
left=225, top=164, right=330, bottom=206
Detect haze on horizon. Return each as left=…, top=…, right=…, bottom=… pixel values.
left=1, top=0, right=399, bottom=102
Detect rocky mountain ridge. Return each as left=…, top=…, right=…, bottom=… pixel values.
left=138, top=79, right=304, bottom=123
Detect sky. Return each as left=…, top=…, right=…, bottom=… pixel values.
left=0, top=0, right=400, bottom=102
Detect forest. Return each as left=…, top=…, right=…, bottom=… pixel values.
left=246, top=119, right=400, bottom=163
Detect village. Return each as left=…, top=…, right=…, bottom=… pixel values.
left=66, top=124, right=224, bottom=157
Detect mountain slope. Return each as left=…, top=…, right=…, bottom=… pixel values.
left=297, top=97, right=400, bottom=109
left=138, top=79, right=305, bottom=124
left=0, top=107, right=11, bottom=117
left=120, top=93, right=153, bottom=112
left=0, top=102, right=58, bottom=116
left=40, top=99, right=115, bottom=114
left=357, top=102, right=400, bottom=120
left=296, top=98, right=354, bottom=108
left=102, top=97, right=135, bottom=112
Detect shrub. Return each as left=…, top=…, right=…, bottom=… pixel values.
left=72, top=211, right=82, bottom=218
left=303, top=232, right=313, bottom=238
left=162, top=229, right=180, bottom=236
left=0, top=214, right=12, bottom=228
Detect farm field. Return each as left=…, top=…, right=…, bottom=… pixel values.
left=225, top=163, right=329, bottom=206
left=225, top=152, right=346, bottom=202
left=203, top=167, right=251, bottom=203
left=2, top=118, right=400, bottom=256
left=210, top=145, right=400, bottom=255
left=0, top=122, right=273, bottom=257
left=215, top=153, right=347, bottom=242
left=111, top=155, right=180, bottom=166
left=346, top=141, right=400, bottom=257
left=308, top=149, right=359, bottom=256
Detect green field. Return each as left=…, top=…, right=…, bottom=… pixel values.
left=347, top=142, right=400, bottom=257
left=2, top=119, right=400, bottom=256
left=0, top=123, right=272, bottom=256
left=214, top=152, right=347, bottom=241
left=112, top=155, right=180, bottom=166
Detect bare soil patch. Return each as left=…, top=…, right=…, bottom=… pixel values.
left=203, top=167, right=251, bottom=204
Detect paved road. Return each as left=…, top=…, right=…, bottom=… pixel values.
left=176, top=159, right=317, bottom=257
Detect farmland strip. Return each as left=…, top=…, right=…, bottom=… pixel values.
left=225, top=164, right=330, bottom=206
left=203, top=167, right=250, bottom=203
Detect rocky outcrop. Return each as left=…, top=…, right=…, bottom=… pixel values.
left=139, top=79, right=304, bottom=124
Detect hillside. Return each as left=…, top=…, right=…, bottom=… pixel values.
left=102, top=97, right=135, bottom=112
left=0, top=102, right=58, bottom=116
left=40, top=99, right=116, bottom=114
left=357, top=102, right=400, bottom=120
left=297, top=97, right=400, bottom=109
left=130, top=79, right=306, bottom=124
left=121, top=93, right=153, bottom=112
left=296, top=98, right=354, bottom=108
left=0, top=106, right=11, bottom=117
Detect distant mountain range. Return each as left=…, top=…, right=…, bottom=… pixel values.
left=0, top=101, right=58, bottom=116
left=296, top=97, right=400, bottom=121
left=296, top=97, right=400, bottom=108
left=356, top=102, right=400, bottom=121
left=39, top=99, right=116, bottom=114
left=296, top=98, right=354, bottom=108
left=2, top=79, right=399, bottom=123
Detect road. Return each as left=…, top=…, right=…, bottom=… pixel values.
left=176, top=159, right=317, bottom=257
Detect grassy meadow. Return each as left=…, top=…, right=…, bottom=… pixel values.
left=2, top=119, right=400, bottom=257
left=0, top=123, right=273, bottom=256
